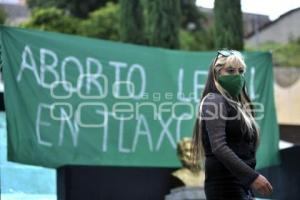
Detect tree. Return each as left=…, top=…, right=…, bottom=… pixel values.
left=78, top=3, right=120, bottom=41
left=180, top=0, right=205, bottom=31
left=180, top=28, right=214, bottom=51
left=119, top=0, right=145, bottom=44
left=27, top=0, right=118, bottom=18
left=145, top=0, right=181, bottom=49
left=26, top=0, right=56, bottom=9
left=21, top=3, right=121, bottom=41
left=21, top=7, right=79, bottom=34
left=214, top=0, right=244, bottom=50
left=0, top=6, right=6, bottom=24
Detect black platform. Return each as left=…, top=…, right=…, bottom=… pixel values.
left=57, top=146, right=300, bottom=200
left=256, top=145, right=300, bottom=200
left=57, top=165, right=178, bottom=200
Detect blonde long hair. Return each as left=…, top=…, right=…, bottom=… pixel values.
left=191, top=51, right=260, bottom=169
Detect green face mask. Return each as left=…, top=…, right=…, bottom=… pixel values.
left=217, top=74, right=245, bottom=97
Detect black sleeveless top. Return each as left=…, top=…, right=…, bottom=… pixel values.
left=200, top=91, right=259, bottom=199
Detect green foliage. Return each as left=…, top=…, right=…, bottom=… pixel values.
left=180, top=0, right=205, bottom=31
left=245, top=42, right=281, bottom=52
left=180, top=28, right=215, bottom=51
left=119, top=0, right=145, bottom=44
left=78, top=3, right=120, bottom=41
left=27, top=0, right=117, bottom=18
left=145, top=0, right=181, bottom=49
left=246, top=40, right=300, bottom=67
left=21, top=7, right=79, bottom=34
left=26, top=0, right=56, bottom=9
left=178, top=0, right=214, bottom=50
left=0, top=6, right=6, bottom=24
left=22, top=0, right=214, bottom=51
left=214, top=0, right=244, bottom=50
left=273, top=42, right=300, bottom=67
left=21, top=3, right=120, bottom=41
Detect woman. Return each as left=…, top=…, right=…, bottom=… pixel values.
left=191, top=50, right=273, bottom=199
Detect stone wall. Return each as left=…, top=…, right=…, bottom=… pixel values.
left=273, top=67, right=300, bottom=125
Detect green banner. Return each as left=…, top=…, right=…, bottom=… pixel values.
left=0, top=26, right=279, bottom=169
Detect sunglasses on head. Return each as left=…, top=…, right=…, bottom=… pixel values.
left=213, top=49, right=243, bottom=66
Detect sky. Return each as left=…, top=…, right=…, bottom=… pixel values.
left=0, top=0, right=18, bottom=3
left=196, top=0, right=300, bottom=20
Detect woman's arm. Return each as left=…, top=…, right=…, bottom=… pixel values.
left=201, top=92, right=259, bottom=188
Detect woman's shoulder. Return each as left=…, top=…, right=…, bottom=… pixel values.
left=200, top=92, right=231, bottom=116
left=202, top=92, right=227, bottom=104
left=200, top=92, right=229, bottom=121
